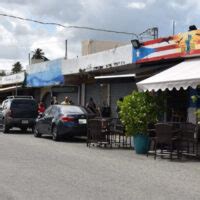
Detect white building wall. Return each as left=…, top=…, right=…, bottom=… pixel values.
left=27, top=44, right=132, bottom=76
left=62, top=44, right=132, bottom=75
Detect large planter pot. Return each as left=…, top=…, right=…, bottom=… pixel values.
left=133, top=134, right=150, bottom=154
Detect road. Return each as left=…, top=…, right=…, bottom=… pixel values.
left=0, top=130, right=200, bottom=200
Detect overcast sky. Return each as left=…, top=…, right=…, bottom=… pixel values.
left=0, top=0, right=199, bottom=71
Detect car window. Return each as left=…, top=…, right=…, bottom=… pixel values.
left=60, top=106, right=86, bottom=114
left=11, top=100, right=37, bottom=109
left=44, top=106, right=52, bottom=116
left=49, top=106, right=58, bottom=116
left=3, top=100, right=9, bottom=109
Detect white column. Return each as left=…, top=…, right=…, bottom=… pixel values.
left=107, top=83, right=110, bottom=106
left=81, top=83, right=85, bottom=106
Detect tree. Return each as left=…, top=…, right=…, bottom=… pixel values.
left=12, top=62, right=23, bottom=74
left=0, top=70, right=6, bottom=76
left=32, top=48, right=49, bottom=61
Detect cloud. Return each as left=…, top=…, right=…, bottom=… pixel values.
left=127, top=2, right=146, bottom=9
left=0, top=0, right=200, bottom=71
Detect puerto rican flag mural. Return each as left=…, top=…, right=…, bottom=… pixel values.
left=133, top=29, right=200, bottom=63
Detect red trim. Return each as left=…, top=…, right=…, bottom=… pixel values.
left=155, top=44, right=178, bottom=52
left=143, top=36, right=173, bottom=46
left=136, top=53, right=181, bottom=63
left=189, top=49, right=200, bottom=55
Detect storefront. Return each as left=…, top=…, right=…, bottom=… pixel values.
left=137, top=58, right=200, bottom=123
left=0, top=72, right=26, bottom=102
left=91, top=74, right=136, bottom=117
left=26, top=59, right=66, bottom=106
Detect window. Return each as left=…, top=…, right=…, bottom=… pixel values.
left=60, top=106, right=86, bottom=114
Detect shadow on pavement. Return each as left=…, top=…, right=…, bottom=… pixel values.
left=40, top=135, right=86, bottom=143
left=1, top=128, right=33, bottom=135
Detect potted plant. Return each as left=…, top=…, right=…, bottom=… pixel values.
left=118, top=91, right=159, bottom=154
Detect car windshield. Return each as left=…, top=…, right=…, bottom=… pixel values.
left=11, top=100, right=37, bottom=109
left=60, top=106, right=86, bottom=114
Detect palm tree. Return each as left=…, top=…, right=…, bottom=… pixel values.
left=12, top=62, right=23, bottom=74
left=0, top=70, right=6, bottom=76
left=31, top=48, right=49, bottom=61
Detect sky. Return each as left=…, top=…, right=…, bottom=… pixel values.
left=0, top=0, right=199, bottom=71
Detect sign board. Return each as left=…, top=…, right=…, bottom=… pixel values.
left=0, top=72, right=25, bottom=86
left=62, top=44, right=132, bottom=75
left=26, top=59, right=64, bottom=87
left=133, top=29, right=200, bottom=63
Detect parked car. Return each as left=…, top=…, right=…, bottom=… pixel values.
left=34, top=104, right=88, bottom=141
left=2, top=96, right=38, bottom=133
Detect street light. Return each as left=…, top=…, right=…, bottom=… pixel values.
left=131, top=39, right=141, bottom=49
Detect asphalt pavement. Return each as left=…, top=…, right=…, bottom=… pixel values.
left=0, top=130, right=200, bottom=200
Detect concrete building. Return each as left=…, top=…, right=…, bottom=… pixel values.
left=81, top=40, right=128, bottom=56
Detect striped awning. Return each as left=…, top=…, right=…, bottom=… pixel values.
left=137, top=58, right=200, bottom=91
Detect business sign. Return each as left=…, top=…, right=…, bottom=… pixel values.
left=26, top=59, right=64, bottom=87
left=62, top=44, right=132, bottom=75
left=133, top=29, right=200, bottom=63
left=0, top=72, right=25, bottom=86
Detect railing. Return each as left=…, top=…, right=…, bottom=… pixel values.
left=87, top=117, right=132, bottom=148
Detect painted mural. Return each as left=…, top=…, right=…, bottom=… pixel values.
left=26, top=59, right=64, bottom=87
left=133, top=29, right=200, bottom=63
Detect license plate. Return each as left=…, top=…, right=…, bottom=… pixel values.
left=22, top=120, right=28, bottom=124
left=78, top=119, right=87, bottom=124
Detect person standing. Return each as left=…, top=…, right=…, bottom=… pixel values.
left=116, top=97, right=123, bottom=118
left=86, top=97, right=97, bottom=114
left=51, top=96, right=58, bottom=105
left=38, top=102, right=45, bottom=115
left=61, top=96, right=72, bottom=105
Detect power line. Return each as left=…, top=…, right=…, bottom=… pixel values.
left=0, top=13, right=139, bottom=38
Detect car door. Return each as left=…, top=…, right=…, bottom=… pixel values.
left=37, top=106, right=52, bottom=134
left=44, top=106, right=56, bottom=135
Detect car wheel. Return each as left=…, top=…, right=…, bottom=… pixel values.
left=33, top=125, right=41, bottom=138
left=2, top=120, right=9, bottom=133
left=52, top=125, right=60, bottom=141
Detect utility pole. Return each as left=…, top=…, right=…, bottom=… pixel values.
left=65, top=40, right=68, bottom=59
left=172, top=20, right=176, bottom=35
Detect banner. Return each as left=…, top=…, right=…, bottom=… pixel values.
left=26, top=59, right=64, bottom=87
left=133, top=29, right=200, bottom=63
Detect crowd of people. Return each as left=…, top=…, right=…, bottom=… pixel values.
left=37, top=96, right=74, bottom=115
left=37, top=95, right=123, bottom=117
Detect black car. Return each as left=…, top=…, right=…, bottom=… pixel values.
left=2, top=96, right=38, bottom=133
left=34, top=105, right=88, bottom=141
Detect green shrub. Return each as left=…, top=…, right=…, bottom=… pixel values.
left=118, top=91, right=159, bottom=136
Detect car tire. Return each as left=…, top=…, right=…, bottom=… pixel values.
left=2, top=120, right=9, bottom=133
left=52, top=125, right=60, bottom=141
left=33, top=125, right=41, bottom=138
left=21, top=127, right=27, bottom=133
